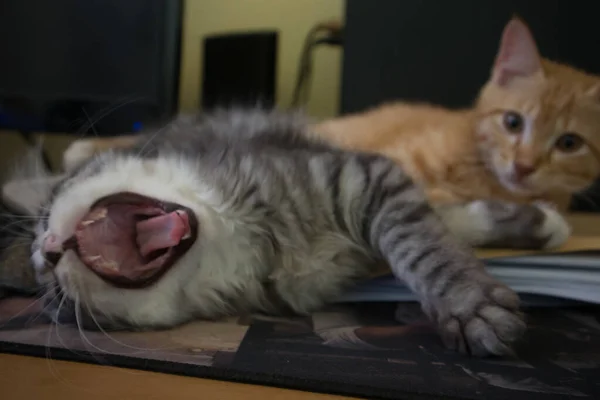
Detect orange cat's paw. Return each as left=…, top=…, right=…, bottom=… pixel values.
left=532, top=199, right=558, bottom=211
left=438, top=200, right=571, bottom=250
left=532, top=202, right=571, bottom=249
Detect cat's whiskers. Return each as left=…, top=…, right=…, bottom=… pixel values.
left=0, top=219, right=37, bottom=236
left=81, top=296, right=178, bottom=354
left=66, top=274, right=184, bottom=357
left=44, top=301, right=70, bottom=388
left=0, top=288, right=55, bottom=332
left=80, top=107, right=99, bottom=138
left=1, top=236, right=35, bottom=249
left=74, top=96, right=143, bottom=140
left=135, top=122, right=168, bottom=159
left=44, top=292, right=104, bottom=392
left=52, top=293, right=110, bottom=368
left=74, top=294, right=116, bottom=358
left=0, top=213, right=46, bottom=220
left=0, top=232, right=34, bottom=244
left=50, top=292, right=84, bottom=356
left=573, top=191, right=600, bottom=210
left=77, top=302, right=201, bottom=378
left=26, top=287, right=62, bottom=328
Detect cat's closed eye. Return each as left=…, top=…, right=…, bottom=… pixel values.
left=502, top=111, right=525, bottom=134
left=554, top=132, right=585, bottom=153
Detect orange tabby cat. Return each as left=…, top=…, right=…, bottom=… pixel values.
left=62, top=18, right=600, bottom=212
left=314, top=17, right=600, bottom=210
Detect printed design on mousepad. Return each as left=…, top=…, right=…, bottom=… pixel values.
left=0, top=298, right=599, bottom=399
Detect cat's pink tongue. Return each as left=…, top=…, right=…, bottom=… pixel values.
left=136, top=211, right=190, bottom=257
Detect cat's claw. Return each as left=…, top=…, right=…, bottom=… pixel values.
left=426, top=277, right=525, bottom=357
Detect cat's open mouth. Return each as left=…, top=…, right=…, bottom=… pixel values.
left=66, top=192, right=198, bottom=288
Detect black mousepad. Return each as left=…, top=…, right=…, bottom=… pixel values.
left=1, top=297, right=599, bottom=400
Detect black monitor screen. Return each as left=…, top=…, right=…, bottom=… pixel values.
left=0, top=0, right=181, bottom=134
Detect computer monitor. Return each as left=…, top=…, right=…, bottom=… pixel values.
left=0, top=0, right=182, bottom=135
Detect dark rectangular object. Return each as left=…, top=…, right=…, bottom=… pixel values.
left=341, top=0, right=600, bottom=114
left=0, top=0, right=182, bottom=135
left=202, top=31, right=277, bottom=110
left=1, top=297, right=600, bottom=400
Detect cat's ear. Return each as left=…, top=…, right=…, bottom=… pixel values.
left=492, top=17, right=543, bottom=87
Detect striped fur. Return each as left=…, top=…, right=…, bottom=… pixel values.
left=32, top=108, right=525, bottom=356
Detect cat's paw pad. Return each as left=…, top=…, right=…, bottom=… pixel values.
left=533, top=202, right=571, bottom=249
left=432, top=281, right=525, bottom=357
left=63, top=139, right=97, bottom=172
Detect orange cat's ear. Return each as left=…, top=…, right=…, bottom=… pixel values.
left=492, top=17, right=543, bottom=87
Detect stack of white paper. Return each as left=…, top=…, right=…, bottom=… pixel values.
left=337, top=251, right=600, bottom=307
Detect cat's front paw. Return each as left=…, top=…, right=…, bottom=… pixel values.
left=63, top=139, right=97, bottom=172
left=458, top=200, right=571, bottom=249
left=425, top=276, right=525, bottom=357
left=532, top=201, right=571, bottom=249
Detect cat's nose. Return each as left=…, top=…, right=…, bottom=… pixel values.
left=513, top=162, right=536, bottom=180
left=42, top=234, right=78, bottom=269
left=43, top=234, right=63, bottom=268
left=43, top=234, right=61, bottom=254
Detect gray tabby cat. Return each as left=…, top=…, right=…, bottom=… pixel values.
left=27, top=108, right=568, bottom=357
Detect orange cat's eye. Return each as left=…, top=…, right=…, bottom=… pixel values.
left=502, top=111, right=524, bottom=133
left=555, top=133, right=584, bottom=153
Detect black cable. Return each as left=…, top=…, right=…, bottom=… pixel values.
left=291, top=27, right=321, bottom=107
left=290, top=25, right=344, bottom=108
left=313, top=37, right=344, bottom=46
left=291, top=43, right=315, bottom=107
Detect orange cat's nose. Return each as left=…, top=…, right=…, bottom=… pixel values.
left=513, top=162, right=536, bottom=180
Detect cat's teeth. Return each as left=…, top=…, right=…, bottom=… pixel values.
left=85, top=255, right=118, bottom=271
left=82, top=207, right=108, bottom=226
left=89, top=207, right=108, bottom=221
left=100, top=260, right=119, bottom=271
left=176, top=210, right=191, bottom=240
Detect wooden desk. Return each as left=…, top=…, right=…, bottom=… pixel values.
left=0, top=353, right=350, bottom=399
left=1, top=213, right=598, bottom=400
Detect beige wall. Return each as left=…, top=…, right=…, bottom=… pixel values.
left=180, top=0, right=344, bottom=118
left=0, top=0, right=345, bottom=174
